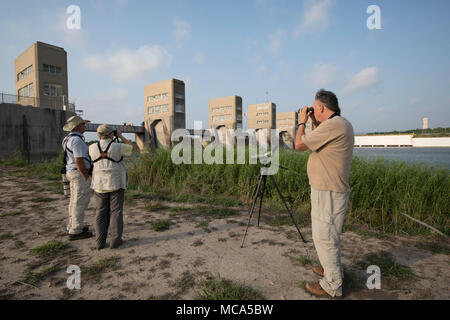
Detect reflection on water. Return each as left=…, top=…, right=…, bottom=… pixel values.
left=353, top=147, right=450, bottom=170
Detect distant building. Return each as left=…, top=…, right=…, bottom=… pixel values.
left=209, top=95, right=242, bottom=130
left=247, top=102, right=276, bottom=145
left=422, top=117, right=429, bottom=130
left=276, top=112, right=298, bottom=149
left=144, top=78, right=186, bottom=148
left=248, top=102, right=276, bottom=130
left=14, top=41, right=69, bottom=109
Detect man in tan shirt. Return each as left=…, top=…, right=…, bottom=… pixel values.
left=295, top=89, right=354, bottom=298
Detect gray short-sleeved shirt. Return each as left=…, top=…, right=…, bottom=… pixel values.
left=62, top=132, right=92, bottom=172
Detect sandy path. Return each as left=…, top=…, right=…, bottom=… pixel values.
left=0, top=167, right=448, bottom=300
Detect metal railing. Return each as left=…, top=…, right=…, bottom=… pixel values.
left=0, top=92, right=76, bottom=112
left=86, top=123, right=145, bottom=134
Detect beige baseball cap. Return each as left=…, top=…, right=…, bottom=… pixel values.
left=63, top=115, right=90, bottom=132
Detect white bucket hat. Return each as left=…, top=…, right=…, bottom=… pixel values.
left=63, top=115, right=90, bottom=132
left=97, top=124, right=115, bottom=137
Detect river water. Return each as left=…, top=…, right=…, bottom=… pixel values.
left=353, top=147, right=450, bottom=171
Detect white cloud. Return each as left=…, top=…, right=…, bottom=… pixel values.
left=173, top=18, right=192, bottom=49
left=308, top=62, right=337, bottom=88
left=293, top=0, right=333, bottom=38
left=81, top=87, right=138, bottom=122
left=268, top=28, right=286, bottom=55
left=83, top=45, right=171, bottom=82
left=342, top=67, right=380, bottom=95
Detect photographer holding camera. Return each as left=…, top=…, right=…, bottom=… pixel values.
left=89, top=125, right=133, bottom=250
left=295, top=89, right=354, bottom=298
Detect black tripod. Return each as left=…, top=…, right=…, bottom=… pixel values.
left=240, top=164, right=307, bottom=248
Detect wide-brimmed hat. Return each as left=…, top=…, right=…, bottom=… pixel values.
left=63, top=115, right=90, bottom=131
left=97, top=124, right=114, bottom=137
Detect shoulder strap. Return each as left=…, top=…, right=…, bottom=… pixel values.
left=92, top=140, right=123, bottom=163
left=63, top=133, right=92, bottom=165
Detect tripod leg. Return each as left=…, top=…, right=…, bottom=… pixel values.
left=241, top=174, right=264, bottom=248
left=269, top=175, right=307, bottom=243
left=257, top=175, right=266, bottom=227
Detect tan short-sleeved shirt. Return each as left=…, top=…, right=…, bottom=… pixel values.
left=302, top=116, right=354, bottom=193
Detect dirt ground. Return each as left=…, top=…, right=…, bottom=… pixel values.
left=0, top=166, right=449, bottom=300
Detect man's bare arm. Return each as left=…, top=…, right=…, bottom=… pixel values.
left=295, top=125, right=309, bottom=151
left=295, top=106, right=311, bottom=151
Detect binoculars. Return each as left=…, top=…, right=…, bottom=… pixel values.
left=299, top=107, right=314, bottom=114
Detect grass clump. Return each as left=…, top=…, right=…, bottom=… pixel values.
left=343, top=268, right=364, bottom=292
left=86, top=256, right=119, bottom=277
left=30, top=196, right=54, bottom=203
left=20, top=264, right=60, bottom=286
left=415, top=241, right=450, bottom=255
left=0, top=210, right=24, bottom=217
left=175, top=271, right=196, bottom=294
left=298, top=255, right=316, bottom=267
left=151, top=220, right=173, bottom=232
left=195, top=206, right=239, bottom=219
left=192, top=239, right=204, bottom=247
left=30, top=240, right=69, bottom=258
left=0, top=232, right=13, bottom=241
left=196, top=274, right=264, bottom=300
left=144, top=200, right=169, bottom=212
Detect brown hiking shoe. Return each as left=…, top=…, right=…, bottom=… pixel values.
left=313, top=265, right=324, bottom=277
left=305, top=281, right=330, bottom=297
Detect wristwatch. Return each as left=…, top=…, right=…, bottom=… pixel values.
left=298, top=123, right=306, bottom=127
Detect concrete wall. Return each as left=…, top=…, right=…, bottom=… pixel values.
left=355, top=134, right=413, bottom=147
left=0, top=103, right=75, bottom=162
left=412, top=137, right=450, bottom=147
left=354, top=134, right=450, bottom=147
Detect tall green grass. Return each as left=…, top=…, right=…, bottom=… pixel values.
left=2, top=148, right=449, bottom=236
left=128, top=148, right=449, bottom=236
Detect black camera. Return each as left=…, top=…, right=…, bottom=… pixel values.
left=306, top=107, right=314, bottom=114
left=113, top=130, right=117, bottom=136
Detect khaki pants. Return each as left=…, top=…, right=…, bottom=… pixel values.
left=311, top=187, right=349, bottom=297
left=67, top=170, right=92, bottom=235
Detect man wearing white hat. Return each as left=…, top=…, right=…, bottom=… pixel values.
left=89, top=124, right=133, bottom=249
left=62, top=115, right=93, bottom=241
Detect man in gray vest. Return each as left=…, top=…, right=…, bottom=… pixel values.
left=62, top=115, right=93, bottom=241
left=295, top=89, right=354, bottom=298
left=89, top=124, right=133, bottom=250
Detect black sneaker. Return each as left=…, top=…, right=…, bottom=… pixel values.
left=67, top=226, right=89, bottom=235
left=69, top=230, right=93, bottom=241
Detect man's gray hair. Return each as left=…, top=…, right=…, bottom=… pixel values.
left=315, top=89, right=341, bottom=116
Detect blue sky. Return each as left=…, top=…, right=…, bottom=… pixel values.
left=1, top=0, right=449, bottom=135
